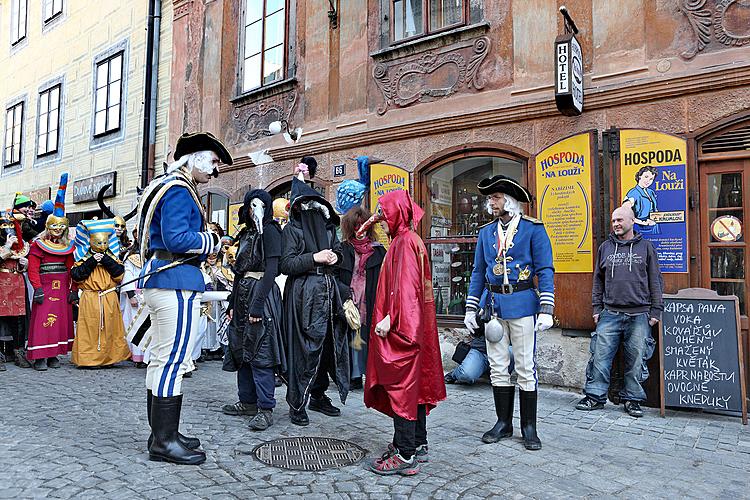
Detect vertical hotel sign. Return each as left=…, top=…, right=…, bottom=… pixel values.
left=619, top=130, right=688, bottom=273
left=370, top=163, right=410, bottom=247
left=536, top=132, right=593, bottom=272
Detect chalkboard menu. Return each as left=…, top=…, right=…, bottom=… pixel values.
left=659, top=288, right=747, bottom=424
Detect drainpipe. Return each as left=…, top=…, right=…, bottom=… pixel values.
left=141, top=0, right=162, bottom=188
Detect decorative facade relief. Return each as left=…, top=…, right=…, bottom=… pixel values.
left=373, top=36, right=491, bottom=115
left=230, top=90, right=299, bottom=144
left=680, top=0, right=750, bottom=60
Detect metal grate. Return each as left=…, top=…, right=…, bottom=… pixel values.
left=253, top=437, right=368, bottom=471
left=701, top=125, right=750, bottom=154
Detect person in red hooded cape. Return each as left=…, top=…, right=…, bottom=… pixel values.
left=365, top=189, right=446, bottom=476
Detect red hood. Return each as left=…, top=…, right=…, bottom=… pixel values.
left=379, top=190, right=423, bottom=237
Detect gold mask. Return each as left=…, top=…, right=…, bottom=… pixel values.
left=225, top=244, right=238, bottom=267
left=46, top=214, right=69, bottom=238
left=90, top=232, right=110, bottom=254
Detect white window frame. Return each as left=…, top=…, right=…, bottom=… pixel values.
left=43, top=0, right=63, bottom=23
left=93, top=52, right=124, bottom=137
left=239, top=0, right=288, bottom=93
left=10, top=0, right=28, bottom=45
left=4, top=102, right=24, bottom=168
left=37, top=84, right=61, bottom=157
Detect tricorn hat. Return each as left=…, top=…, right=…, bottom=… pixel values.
left=173, top=132, right=233, bottom=166
left=477, top=175, right=532, bottom=203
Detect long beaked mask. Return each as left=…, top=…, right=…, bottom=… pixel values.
left=250, top=198, right=265, bottom=234
left=355, top=205, right=383, bottom=240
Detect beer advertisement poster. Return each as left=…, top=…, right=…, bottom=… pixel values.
left=619, top=130, right=688, bottom=273
left=370, top=163, right=410, bottom=248
left=535, top=132, right=594, bottom=273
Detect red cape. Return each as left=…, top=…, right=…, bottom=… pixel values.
left=364, top=190, right=446, bottom=420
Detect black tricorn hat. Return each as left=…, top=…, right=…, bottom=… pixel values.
left=174, top=132, right=233, bottom=165
left=477, top=175, right=532, bottom=203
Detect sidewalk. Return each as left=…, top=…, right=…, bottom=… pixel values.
left=1, top=357, right=748, bottom=499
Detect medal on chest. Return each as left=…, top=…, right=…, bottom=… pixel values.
left=493, top=216, right=520, bottom=277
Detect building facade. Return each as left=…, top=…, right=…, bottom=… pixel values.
left=169, top=0, right=750, bottom=394
left=0, top=0, right=173, bottom=223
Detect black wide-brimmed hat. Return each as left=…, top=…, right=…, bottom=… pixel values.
left=174, top=132, right=233, bottom=165
left=477, top=175, right=532, bottom=203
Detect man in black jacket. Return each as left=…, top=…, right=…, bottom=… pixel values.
left=576, top=206, right=663, bottom=417
left=280, top=177, right=352, bottom=426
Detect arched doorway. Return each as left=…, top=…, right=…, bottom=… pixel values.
left=415, top=144, right=530, bottom=323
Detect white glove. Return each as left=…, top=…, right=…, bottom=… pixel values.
left=464, top=310, right=478, bottom=332
left=210, top=233, right=222, bottom=253
left=535, top=313, right=554, bottom=332
left=375, top=314, right=391, bottom=337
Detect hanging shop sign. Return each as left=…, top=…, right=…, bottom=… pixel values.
left=535, top=132, right=594, bottom=273
left=555, top=33, right=584, bottom=116
left=370, top=163, right=410, bottom=248
left=619, top=130, right=688, bottom=273
left=72, top=172, right=117, bottom=204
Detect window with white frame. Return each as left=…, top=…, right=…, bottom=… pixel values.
left=38, top=85, right=61, bottom=157
left=241, top=0, right=286, bottom=92
left=93, top=53, right=123, bottom=136
left=4, top=102, right=24, bottom=167
left=392, top=0, right=467, bottom=42
left=43, top=0, right=63, bottom=22
left=10, top=0, right=28, bottom=45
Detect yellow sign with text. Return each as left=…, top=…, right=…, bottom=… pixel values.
left=535, top=132, right=594, bottom=273
left=227, top=203, right=243, bottom=238
left=369, top=163, right=410, bottom=247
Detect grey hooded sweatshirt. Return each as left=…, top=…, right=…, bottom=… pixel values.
left=592, top=232, right=664, bottom=319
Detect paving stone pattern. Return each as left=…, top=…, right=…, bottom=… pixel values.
left=1, top=357, right=749, bottom=499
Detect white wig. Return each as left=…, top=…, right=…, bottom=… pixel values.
left=485, top=193, right=524, bottom=217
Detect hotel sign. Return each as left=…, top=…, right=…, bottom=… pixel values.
left=555, top=33, right=583, bottom=116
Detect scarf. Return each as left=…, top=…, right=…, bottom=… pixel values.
left=351, top=237, right=374, bottom=274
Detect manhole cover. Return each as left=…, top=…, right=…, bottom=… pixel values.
left=253, top=436, right=367, bottom=471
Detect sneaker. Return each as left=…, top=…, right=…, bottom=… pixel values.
left=33, top=358, right=48, bottom=371
left=370, top=452, right=420, bottom=476
left=249, top=409, right=273, bottom=431
left=308, top=395, right=341, bottom=416
left=14, top=349, right=31, bottom=368
left=624, top=401, right=643, bottom=418
left=575, top=396, right=604, bottom=411
left=290, top=408, right=309, bottom=426
left=444, top=372, right=456, bottom=384
left=222, top=401, right=258, bottom=416
left=47, top=357, right=61, bottom=369
left=372, top=445, right=399, bottom=467
left=415, top=444, right=429, bottom=463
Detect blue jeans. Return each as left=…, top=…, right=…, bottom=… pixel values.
left=449, top=347, right=513, bottom=384
left=584, top=309, right=655, bottom=403
left=238, top=364, right=276, bottom=410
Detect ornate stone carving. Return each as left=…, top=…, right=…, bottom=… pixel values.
left=231, top=90, right=299, bottom=144
left=373, top=36, right=491, bottom=115
left=680, top=0, right=750, bottom=60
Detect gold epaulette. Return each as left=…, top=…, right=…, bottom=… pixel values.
left=478, top=219, right=497, bottom=230
left=522, top=215, right=544, bottom=225
left=127, top=254, right=143, bottom=268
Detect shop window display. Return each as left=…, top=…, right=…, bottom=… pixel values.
left=424, top=156, right=524, bottom=316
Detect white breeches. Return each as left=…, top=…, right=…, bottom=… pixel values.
left=486, top=315, right=537, bottom=391
left=144, top=289, right=201, bottom=397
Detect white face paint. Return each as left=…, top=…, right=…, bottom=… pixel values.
left=250, top=198, right=265, bottom=234
left=189, top=150, right=220, bottom=176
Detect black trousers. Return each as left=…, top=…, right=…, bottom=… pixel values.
left=310, top=331, right=337, bottom=399
left=392, top=405, right=427, bottom=460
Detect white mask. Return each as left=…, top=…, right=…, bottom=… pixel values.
left=250, top=198, right=265, bottom=234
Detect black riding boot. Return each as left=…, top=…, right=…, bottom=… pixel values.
left=148, top=394, right=206, bottom=465
left=147, top=391, right=201, bottom=450
left=482, top=386, right=514, bottom=443
left=519, top=389, right=542, bottom=451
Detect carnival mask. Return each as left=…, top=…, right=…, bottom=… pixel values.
left=272, top=198, right=290, bottom=225
left=355, top=205, right=383, bottom=240
left=224, top=244, right=238, bottom=267
left=206, top=253, right=218, bottom=266
left=114, top=216, right=126, bottom=237
left=90, top=232, right=111, bottom=254
left=250, top=198, right=265, bottom=234
left=46, top=214, right=69, bottom=239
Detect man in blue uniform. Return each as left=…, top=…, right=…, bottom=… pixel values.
left=137, top=132, right=232, bottom=465
left=463, top=174, right=555, bottom=451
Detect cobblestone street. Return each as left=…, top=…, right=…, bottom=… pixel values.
left=2, top=357, right=749, bottom=499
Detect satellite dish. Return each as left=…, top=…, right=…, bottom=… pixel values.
left=248, top=150, right=274, bottom=166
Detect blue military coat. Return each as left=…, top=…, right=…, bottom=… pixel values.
left=466, top=216, right=555, bottom=320
left=142, top=186, right=216, bottom=292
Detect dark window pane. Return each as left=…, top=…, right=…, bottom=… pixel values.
left=710, top=248, right=744, bottom=279
left=707, top=173, right=743, bottom=209
left=711, top=281, right=746, bottom=315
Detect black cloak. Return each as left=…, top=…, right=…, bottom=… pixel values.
left=280, top=177, right=351, bottom=411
